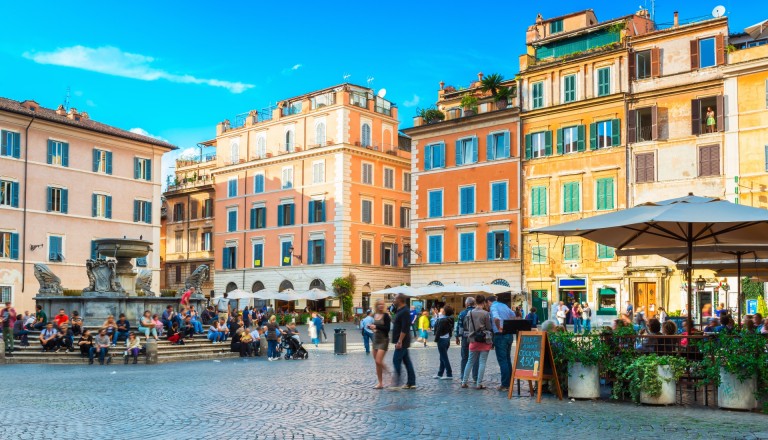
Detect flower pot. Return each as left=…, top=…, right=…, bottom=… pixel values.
left=640, top=365, right=676, bottom=405
left=567, top=362, right=600, bottom=399
left=718, top=368, right=757, bottom=410
left=463, top=109, right=476, bottom=117
left=496, top=100, right=508, bottom=110
left=332, top=316, right=337, bottom=323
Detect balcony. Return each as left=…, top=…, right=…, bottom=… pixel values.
left=352, top=141, right=411, bottom=159
left=166, top=174, right=214, bottom=192
left=175, top=154, right=217, bottom=169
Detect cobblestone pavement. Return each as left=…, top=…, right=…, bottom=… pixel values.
left=1, top=328, right=766, bottom=440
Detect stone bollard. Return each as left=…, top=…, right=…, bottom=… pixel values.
left=145, top=339, right=158, bottom=365
left=0, top=338, right=5, bottom=363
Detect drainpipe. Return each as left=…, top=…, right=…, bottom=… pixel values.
left=518, top=114, right=525, bottom=303
left=624, top=45, right=633, bottom=300
left=300, top=159, right=305, bottom=266
left=21, top=115, right=35, bottom=293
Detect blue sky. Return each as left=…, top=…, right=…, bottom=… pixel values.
left=0, top=0, right=756, bottom=183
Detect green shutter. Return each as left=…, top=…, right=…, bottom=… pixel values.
left=61, top=189, right=68, bottom=214
left=556, top=128, right=564, bottom=155
left=93, top=149, right=99, bottom=172
left=145, top=202, right=152, bottom=223
left=589, top=122, right=597, bottom=150
left=524, top=134, right=532, bottom=159
left=47, top=140, right=53, bottom=164
left=46, top=187, right=52, bottom=212
left=145, top=159, right=151, bottom=180
left=134, top=158, right=140, bottom=179
left=577, top=125, right=586, bottom=151
left=544, top=131, right=552, bottom=156
left=133, top=200, right=140, bottom=222
left=11, top=182, right=19, bottom=207
left=10, top=233, right=19, bottom=260
left=307, top=240, right=315, bottom=265
left=611, top=119, right=621, bottom=146
left=277, top=205, right=284, bottom=226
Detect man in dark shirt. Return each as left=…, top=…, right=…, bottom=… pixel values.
left=391, top=294, right=416, bottom=389
left=113, top=314, right=131, bottom=346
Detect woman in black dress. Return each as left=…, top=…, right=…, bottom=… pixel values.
left=369, top=299, right=391, bottom=389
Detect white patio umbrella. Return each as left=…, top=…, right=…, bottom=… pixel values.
left=302, top=288, right=334, bottom=301
left=533, top=194, right=768, bottom=322
left=226, top=289, right=254, bottom=300
left=370, top=285, right=424, bottom=296
left=252, top=289, right=281, bottom=300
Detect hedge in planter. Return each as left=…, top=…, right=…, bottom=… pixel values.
left=618, top=354, right=687, bottom=403
left=550, top=332, right=608, bottom=398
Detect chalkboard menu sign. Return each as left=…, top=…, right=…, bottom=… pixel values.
left=508, top=331, right=562, bottom=402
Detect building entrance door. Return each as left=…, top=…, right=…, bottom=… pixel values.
left=531, top=290, right=549, bottom=323
left=633, top=282, right=657, bottom=318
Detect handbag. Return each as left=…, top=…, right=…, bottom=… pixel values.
left=468, top=311, right=487, bottom=343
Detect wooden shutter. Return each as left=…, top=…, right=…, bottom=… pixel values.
left=716, top=95, right=725, bottom=132
left=46, top=187, right=52, bottom=212
left=134, top=158, right=140, bottom=179
left=611, top=119, right=621, bottom=146
left=424, top=145, right=432, bottom=170
left=105, top=151, right=112, bottom=174
left=690, top=39, right=699, bottom=70
left=455, top=140, right=462, bottom=166
left=627, top=110, right=637, bottom=143
left=691, top=99, right=701, bottom=135
left=93, top=149, right=100, bottom=172
left=502, top=231, right=510, bottom=259
left=544, top=131, right=553, bottom=156
left=715, top=34, right=725, bottom=66
left=577, top=125, right=586, bottom=151
left=10, top=182, right=18, bottom=208
left=556, top=128, right=564, bottom=155
left=250, top=208, right=256, bottom=229
left=651, top=105, right=659, bottom=140
left=650, top=48, right=660, bottom=77
left=92, top=194, right=97, bottom=217
left=634, top=154, right=644, bottom=183
left=503, top=131, right=510, bottom=158
left=524, top=134, right=532, bottom=159
left=628, top=51, right=636, bottom=81
left=472, top=137, right=478, bottom=163
left=47, top=140, right=53, bottom=164
left=61, top=189, right=67, bottom=214
left=106, top=196, right=112, bottom=219
left=486, top=134, right=494, bottom=161
left=589, top=122, right=597, bottom=150
left=277, top=205, right=284, bottom=226
left=61, top=143, right=69, bottom=167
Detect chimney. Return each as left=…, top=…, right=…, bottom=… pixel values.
left=673, top=11, right=679, bottom=27
left=67, top=107, right=79, bottom=120
left=439, top=81, right=445, bottom=90
left=55, top=105, right=67, bottom=116
left=80, top=112, right=89, bottom=120
left=477, top=72, right=484, bottom=81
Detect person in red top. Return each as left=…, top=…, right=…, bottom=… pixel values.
left=1, top=301, right=17, bottom=356
left=180, top=287, right=194, bottom=309
left=53, top=309, right=69, bottom=328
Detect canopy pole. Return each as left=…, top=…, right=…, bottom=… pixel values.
left=737, top=253, right=742, bottom=326
left=687, top=224, right=693, bottom=324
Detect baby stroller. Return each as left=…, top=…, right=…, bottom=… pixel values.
left=280, top=330, right=309, bottom=360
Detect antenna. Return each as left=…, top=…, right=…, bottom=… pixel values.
left=366, top=76, right=375, bottom=88
left=712, top=5, right=725, bottom=18
left=377, top=88, right=387, bottom=98
left=64, top=86, right=71, bottom=111
left=342, top=73, right=351, bottom=82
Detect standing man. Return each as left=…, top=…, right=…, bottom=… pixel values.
left=0, top=301, right=17, bottom=356
left=360, top=310, right=374, bottom=355
left=488, top=295, right=515, bottom=392
left=409, top=305, right=419, bottom=338
left=391, top=294, right=416, bottom=389
left=455, top=297, right=478, bottom=384
left=215, top=292, right=232, bottom=323
left=625, top=301, right=634, bottom=320
left=555, top=301, right=568, bottom=326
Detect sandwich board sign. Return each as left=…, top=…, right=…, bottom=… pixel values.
left=507, top=331, right=562, bottom=402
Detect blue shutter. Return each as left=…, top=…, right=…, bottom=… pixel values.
left=46, top=187, right=52, bottom=212
left=10, top=182, right=19, bottom=208
left=61, top=143, right=69, bottom=167
left=439, top=143, right=446, bottom=168
left=145, top=202, right=152, bottom=224
left=134, top=158, right=140, bottom=179
left=10, top=233, right=19, bottom=260
left=320, top=200, right=326, bottom=222
left=12, top=133, right=20, bottom=158
left=491, top=184, right=499, bottom=211
left=424, top=145, right=432, bottom=171
left=472, top=137, right=478, bottom=163
left=145, top=159, right=151, bottom=180
left=255, top=175, right=264, bottom=193
left=277, top=205, right=284, bottom=226
left=106, top=196, right=112, bottom=219
left=106, top=151, right=113, bottom=175
left=308, top=201, right=315, bottom=223
left=436, top=237, right=443, bottom=263
left=223, top=247, right=230, bottom=269
left=61, top=189, right=68, bottom=214
left=289, top=204, right=294, bottom=225
left=487, top=232, right=495, bottom=260
left=486, top=134, right=494, bottom=161
left=307, top=240, right=314, bottom=265
left=318, top=240, right=325, bottom=264
left=92, top=149, right=99, bottom=172
left=503, top=131, right=510, bottom=158
left=49, top=236, right=61, bottom=261
left=455, top=140, right=462, bottom=166
left=254, top=244, right=263, bottom=267
left=503, top=231, right=510, bottom=259
left=46, top=140, right=53, bottom=164
left=0, top=131, right=6, bottom=156
left=282, top=241, right=291, bottom=266
left=91, top=240, right=98, bottom=260
left=133, top=200, right=140, bottom=222
left=250, top=208, right=256, bottom=229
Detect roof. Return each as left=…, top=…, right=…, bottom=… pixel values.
left=0, top=97, right=177, bottom=150
left=539, top=9, right=593, bottom=24
left=533, top=14, right=631, bottom=46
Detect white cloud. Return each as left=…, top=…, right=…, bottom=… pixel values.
left=282, top=63, right=302, bottom=75
left=24, top=45, right=254, bottom=94
left=292, top=64, right=302, bottom=70
left=176, top=147, right=199, bottom=160
left=129, top=127, right=169, bottom=142
left=85, top=99, right=96, bottom=107
left=403, top=94, right=420, bottom=107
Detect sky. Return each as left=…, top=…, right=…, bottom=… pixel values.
left=0, top=0, right=757, bottom=185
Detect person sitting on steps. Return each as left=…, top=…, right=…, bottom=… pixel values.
left=123, top=332, right=142, bottom=364
left=94, top=328, right=112, bottom=365
left=78, top=329, right=95, bottom=364
left=113, top=314, right=131, bottom=347
left=39, top=322, right=58, bottom=352
left=55, top=323, right=74, bottom=353
left=166, top=322, right=184, bottom=345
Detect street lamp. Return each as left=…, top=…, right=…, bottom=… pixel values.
left=696, top=275, right=707, bottom=292
left=720, top=278, right=730, bottom=310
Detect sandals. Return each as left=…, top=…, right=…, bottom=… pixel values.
left=475, top=385, right=486, bottom=390
left=460, top=383, right=469, bottom=389
left=373, top=385, right=384, bottom=390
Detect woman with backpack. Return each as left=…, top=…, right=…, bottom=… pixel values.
left=432, top=306, right=454, bottom=380
left=460, top=297, right=493, bottom=390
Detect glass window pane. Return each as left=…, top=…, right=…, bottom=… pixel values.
left=699, top=38, right=716, bottom=68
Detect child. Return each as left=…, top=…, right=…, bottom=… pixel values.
left=167, top=322, right=184, bottom=345
left=124, top=332, right=142, bottom=364
left=418, top=310, right=430, bottom=347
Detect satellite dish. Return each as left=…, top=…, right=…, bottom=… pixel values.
left=377, top=88, right=387, bottom=98
left=712, top=5, right=725, bottom=18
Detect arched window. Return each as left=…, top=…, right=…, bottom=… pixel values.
left=225, top=282, right=238, bottom=293
left=285, top=129, right=294, bottom=152
left=428, top=280, right=444, bottom=286
left=316, top=121, right=326, bottom=146
left=361, top=123, right=371, bottom=147
left=256, top=135, right=266, bottom=158
left=309, top=279, right=326, bottom=290
left=491, top=279, right=510, bottom=287
left=230, top=138, right=239, bottom=163
left=251, top=281, right=265, bottom=293
left=279, top=280, right=294, bottom=292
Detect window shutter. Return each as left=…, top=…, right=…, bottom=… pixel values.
left=223, top=247, right=230, bottom=270
left=503, top=131, right=510, bottom=158
left=277, top=205, right=284, bottom=226
left=716, top=95, right=724, bottom=132
left=11, top=182, right=19, bottom=207
left=486, top=134, right=494, bottom=161
left=92, top=194, right=97, bottom=217
left=486, top=232, right=494, bottom=260
left=503, top=231, right=510, bottom=259
left=134, top=158, right=140, bottom=179
left=455, top=140, right=462, bottom=166
left=468, top=188, right=475, bottom=213
left=61, top=189, right=68, bottom=214
left=308, top=240, right=315, bottom=265
left=439, top=143, right=446, bottom=168
left=106, top=196, right=112, bottom=219
left=320, top=200, right=326, bottom=222
left=606, top=179, right=614, bottom=209
left=627, top=110, right=637, bottom=143
left=574, top=183, right=580, bottom=212
left=491, top=185, right=499, bottom=211
left=597, top=179, right=605, bottom=210
left=577, top=125, right=586, bottom=151
left=289, top=204, right=294, bottom=225
left=380, top=242, right=386, bottom=266
left=145, top=202, right=152, bottom=223
left=0, top=131, right=6, bottom=156
left=715, top=34, right=725, bottom=65
left=133, top=200, right=140, bottom=222
left=319, top=240, right=325, bottom=264
left=308, top=201, right=315, bottom=223
left=690, top=39, right=699, bottom=69
left=62, top=143, right=69, bottom=167
left=10, top=233, right=19, bottom=260
left=400, top=207, right=406, bottom=228
left=105, top=151, right=112, bottom=174
left=635, top=154, right=644, bottom=183
left=539, top=187, right=547, bottom=215
left=611, top=119, right=621, bottom=146
left=711, top=146, right=720, bottom=176
left=392, top=243, right=398, bottom=267
left=691, top=99, right=701, bottom=135
left=629, top=51, right=636, bottom=81
left=651, top=47, right=660, bottom=77
left=556, top=128, right=564, bottom=155
left=524, top=134, right=532, bottom=159
left=47, top=140, right=53, bottom=164
left=436, top=237, right=442, bottom=262
left=589, top=123, right=597, bottom=150
left=46, top=187, right=52, bottom=212
left=93, top=149, right=99, bottom=172
left=424, top=145, right=432, bottom=170
left=250, top=208, right=256, bottom=229
left=472, top=137, right=478, bottom=163
left=12, top=133, right=20, bottom=158
left=544, top=131, right=552, bottom=156
left=651, top=105, right=659, bottom=140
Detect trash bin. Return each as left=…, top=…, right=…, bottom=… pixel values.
left=334, top=328, right=347, bottom=355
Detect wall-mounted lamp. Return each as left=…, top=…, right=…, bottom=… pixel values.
left=30, top=244, right=44, bottom=251
left=695, top=275, right=707, bottom=291
left=288, top=245, right=302, bottom=262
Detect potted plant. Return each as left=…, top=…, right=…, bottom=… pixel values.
left=551, top=332, right=607, bottom=399
left=495, top=86, right=512, bottom=109
left=480, top=72, right=505, bottom=96
left=460, top=93, right=478, bottom=117
left=621, top=354, right=686, bottom=405
left=416, top=107, right=445, bottom=124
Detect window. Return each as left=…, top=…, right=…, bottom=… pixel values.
left=558, top=125, right=583, bottom=154
left=175, top=266, right=182, bottom=282
left=284, top=129, right=294, bottom=152
left=250, top=206, right=266, bottom=229
left=0, top=232, right=19, bottom=260
left=597, top=244, right=616, bottom=260
left=403, top=172, right=411, bottom=192
left=92, top=149, right=112, bottom=174
left=361, top=199, right=373, bottom=224
left=227, top=178, right=237, bottom=197
left=424, top=143, right=446, bottom=170
left=592, top=119, right=620, bottom=149
left=190, top=200, right=198, bottom=220
left=532, top=82, right=544, bottom=109
left=0, top=130, right=20, bottom=158
left=402, top=244, right=411, bottom=266
left=699, top=145, right=720, bottom=177
left=597, top=67, right=611, bottom=96
left=252, top=243, right=263, bottom=268
left=311, top=92, right=335, bottom=109
left=459, top=232, right=475, bottom=262
left=383, top=203, right=394, bottom=226
left=361, top=123, right=371, bottom=147
left=174, top=231, right=183, bottom=253
left=381, top=242, right=396, bottom=266
left=487, top=231, right=510, bottom=260
left=133, top=157, right=151, bottom=180
left=564, top=244, right=580, bottom=261
left=227, top=208, right=238, bottom=232
left=636, top=50, right=651, bottom=79
left=277, top=203, right=295, bottom=226
left=351, top=93, right=367, bottom=108
left=189, top=230, right=198, bottom=252
left=202, top=231, right=212, bottom=251
left=222, top=246, right=237, bottom=269
left=400, top=206, right=411, bottom=228
left=315, top=121, right=326, bottom=146
left=383, top=168, right=394, bottom=189
left=361, top=239, right=373, bottom=265
left=375, top=96, right=392, bottom=116
left=491, top=182, right=507, bottom=212
left=633, top=107, right=656, bottom=142
left=635, top=153, right=655, bottom=183
left=562, top=182, right=580, bottom=213
left=254, top=174, right=265, bottom=193
left=0, top=180, right=19, bottom=207
left=203, top=199, right=213, bottom=218
left=173, top=203, right=184, bottom=222
left=256, top=135, right=266, bottom=158
left=531, top=186, right=547, bottom=216
left=692, top=96, right=722, bottom=135
left=428, top=235, right=443, bottom=264
left=229, top=138, right=239, bottom=163
left=92, top=194, right=112, bottom=219
left=308, top=239, right=325, bottom=265
left=281, top=241, right=293, bottom=266
left=455, top=137, right=477, bottom=165
left=133, top=200, right=152, bottom=224
left=48, top=235, right=63, bottom=262
left=596, top=177, right=615, bottom=211
left=549, top=19, right=563, bottom=34
left=459, top=186, right=475, bottom=215
left=563, top=74, right=576, bottom=103
left=428, top=190, right=443, bottom=218
left=362, top=163, right=373, bottom=184
left=698, top=37, right=716, bottom=68
left=532, top=245, right=547, bottom=264
left=487, top=131, right=510, bottom=161
left=282, top=167, right=293, bottom=189
left=313, top=162, right=325, bottom=184
left=0, top=286, right=10, bottom=303
left=308, top=200, right=325, bottom=223
left=47, top=140, right=69, bottom=166
left=525, top=131, right=552, bottom=159
left=46, top=187, right=68, bottom=214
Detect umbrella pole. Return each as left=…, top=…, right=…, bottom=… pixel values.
left=737, top=254, right=742, bottom=325
left=687, top=225, right=693, bottom=324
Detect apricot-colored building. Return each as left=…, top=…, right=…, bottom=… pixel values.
left=206, top=84, right=410, bottom=310
left=404, top=74, right=522, bottom=313
left=0, top=98, right=175, bottom=311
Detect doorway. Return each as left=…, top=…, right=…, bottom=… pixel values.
left=531, top=290, right=549, bottom=323
left=633, top=282, right=657, bottom=318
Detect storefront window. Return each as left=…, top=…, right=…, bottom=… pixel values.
left=597, top=287, right=617, bottom=315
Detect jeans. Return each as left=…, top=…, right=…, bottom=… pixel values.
left=392, top=347, right=416, bottom=386
left=462, top=350, right=490, bottom=386
left=88, top=346, right=96, bottom=361
left=2, top=327, right=13, bottom=352
left=98, top=347, right=110, bottom=364
left=14, top=329, right=29, bottom=345
left=267, top=340, right=278, bottom=358
left=207, top=331, right=221, bottom=342
left=573, top=317, right=582, bottom=334
left=437, top=338, right=452, bottom=377
left=138, top=326, right=158, bottom=339
left=191, top=320, right=203, bottom=333
left=493, top=333, right=513, bottom=387
left=113, top=331, right=129, bottom=344
left=362, top=330, right=372, bottom=353
left=584, top=319, right=592, bottom=333
left=411, top=323, right=418, bottom=338
left=460, top=336, right=478, bottom=382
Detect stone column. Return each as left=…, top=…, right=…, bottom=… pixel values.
left=145, top=339, right=158, bottom=364
left=0, top=339, right=5, bottom=363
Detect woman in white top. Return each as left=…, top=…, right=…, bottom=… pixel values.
left=124, top=332, right=142, bottom=364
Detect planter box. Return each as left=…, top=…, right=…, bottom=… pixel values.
left=718, top=368, right=757, bottom=410
left=567, top=362, right=600, bottom=399
left=640, top=365, right=676, bottom=405
left=331, top=316, right=337, bottom=323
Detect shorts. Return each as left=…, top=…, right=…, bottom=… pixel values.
left=420, top=330, right=428, bottom=339
left=218, top=312, right=229, bottom=322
